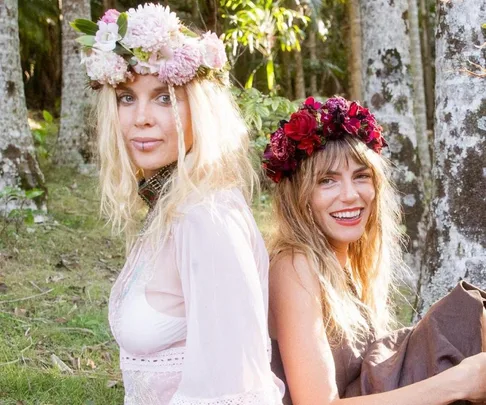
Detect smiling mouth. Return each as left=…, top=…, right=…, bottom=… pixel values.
left=330, top=209, right=363, bottom=221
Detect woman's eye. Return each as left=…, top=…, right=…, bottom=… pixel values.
left=117, top=94, right=134, bottom=104
left=319, top=178, right=335, bottom=185
left=356, top=173, right=372, bottom=180
left=157, top=94, right=171, bottom=105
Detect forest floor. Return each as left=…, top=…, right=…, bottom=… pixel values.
left=0, top=164, right=415, bottom=405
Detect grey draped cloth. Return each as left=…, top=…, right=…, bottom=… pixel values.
left=272, top=281, right=485, bottom=405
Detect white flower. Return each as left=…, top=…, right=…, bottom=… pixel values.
left=200, top=32, right=227, bottom=69
left=82, top=49, right=131, bottom=87
left=94, top=21, right=121, bottom=52
left=122, top=4, right=182, bottom=53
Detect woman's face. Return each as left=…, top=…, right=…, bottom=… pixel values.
left=309, top=157, right=376, bottom=252
left=116, top=74, right=193, bottom=178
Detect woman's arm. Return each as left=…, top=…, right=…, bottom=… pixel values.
left=170, top=201, right=282, bottom=404
left=270, top=253, right=486, bottom=405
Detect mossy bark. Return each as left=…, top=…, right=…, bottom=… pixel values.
left=361, top=0, right=425, bottom=278
left=417, top=1, right=486, bottom=315
left=0, top=0, right=46, bottom=212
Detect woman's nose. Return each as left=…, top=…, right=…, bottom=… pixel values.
left=340, top=179, right=359, bottom=202
left=135, top=101, right=155, bottom=127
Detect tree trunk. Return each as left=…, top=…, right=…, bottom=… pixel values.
left=0, top=0, right=46, bottom=212
left=419, top=0, right=434, bottom=131
left=408, top=0, right=431, bottom=199
left=307, top=30, right=318, bottom=95
left=348, top=0, right=363, bottom=101
left=360, top=0, right=425, bottom=277
left=103, top=0, right=116, bottom=10
left=280, top=50, right=294, bottom=100
left=56, top=0, right=91, bottom=167
left=417, top=2, right=486, bottom=315
left=294, top=50, right=306, bottom=99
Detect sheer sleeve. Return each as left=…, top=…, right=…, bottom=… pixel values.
left=169, top=196, right=283, bottom=405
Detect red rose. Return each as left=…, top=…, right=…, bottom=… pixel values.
left=297, top=133, right=321, bottom=156
left=284, top=110, right=317, bottom=141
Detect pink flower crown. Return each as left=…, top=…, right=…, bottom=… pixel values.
left=71, top=3, right=229, bottom=88
left=262, top=96, right=387, bottom=183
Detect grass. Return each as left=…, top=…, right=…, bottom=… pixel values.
left=0, top=164, right=415, bottom=405
left=0, top=165, right=125, bottom=405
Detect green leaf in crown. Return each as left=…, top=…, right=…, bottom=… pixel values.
left=70, top=19, right=98, bottom=36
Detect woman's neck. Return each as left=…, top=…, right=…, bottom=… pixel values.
left=331, top=243, right=349, bottom=268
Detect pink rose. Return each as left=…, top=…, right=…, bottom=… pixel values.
left=200, top=32, right=227, bottom=69
left=101, top=9, right=120, bottom=24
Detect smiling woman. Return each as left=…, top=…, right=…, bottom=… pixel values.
left=264, top=96, right=486, bottom=405
left=71, top=3, right=284, bottom=405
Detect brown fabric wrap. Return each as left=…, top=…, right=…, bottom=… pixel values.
left=271, top=281, right=486, bottom=404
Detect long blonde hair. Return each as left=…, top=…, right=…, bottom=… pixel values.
left=269, top=135, right=405, bottom=346
left=95, top=79, right=257, bottom=247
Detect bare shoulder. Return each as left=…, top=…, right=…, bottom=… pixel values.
left=270, top=251, right=321, bottom=300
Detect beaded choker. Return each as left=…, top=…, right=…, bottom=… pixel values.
left=138, top=162, right=177, bottom=209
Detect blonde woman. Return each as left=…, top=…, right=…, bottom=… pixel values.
left=263, top=96, right=486, bottom=405
left=72, top=4, right=284, bottom=404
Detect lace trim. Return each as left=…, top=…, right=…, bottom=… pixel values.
left=119, top=340, right=272, bottom=373
left=169, top=386, right=282, bottom=405
left=120, top=346, right=185, bottom=372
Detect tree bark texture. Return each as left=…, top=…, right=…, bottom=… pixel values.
left=360, top=0, right=425, bottom=276
left=0, top=0, right=45, bottom=211
left=56, top=0, right=92, bottom=167
left=408, top=0, right=431, bottom=193
left=294, top=49, right=306, bottom=99
left=419, top=0, right=435, bottom=131
left=418, top=1, right=486, bottom=315
left=348, top=0, right=363, bottom=101
left=307, top=30, right=318, bottom=95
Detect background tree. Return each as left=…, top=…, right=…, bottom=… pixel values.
left=360, top=0, right=426, bottom=276
left=418, top=2, right=486, bottom=314
left=0, top=0, right=46, bottom=211
left=55, top=0, right=92, bottom=167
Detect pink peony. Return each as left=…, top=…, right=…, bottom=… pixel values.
left=101, top=9, right=120, bottom=24
left=82, top=49, right=131, bottom=87
left=158, top=44, right=202, bottom=86
left=200, top=32, right=227, bottom=69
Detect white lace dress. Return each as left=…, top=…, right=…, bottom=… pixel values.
left=108, top=189, right=285, bottom=404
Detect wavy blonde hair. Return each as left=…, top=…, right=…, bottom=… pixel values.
left=95, top=79, right=257, bottom=248
left=269, top=135, right=405, bottom=346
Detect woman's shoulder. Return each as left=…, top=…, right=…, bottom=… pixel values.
left=172, top=187, right=251, bottom=231
left=270, top=250, right=320, bottom=296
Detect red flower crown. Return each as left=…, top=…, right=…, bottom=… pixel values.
left=262, top=96, right=387, bottom=183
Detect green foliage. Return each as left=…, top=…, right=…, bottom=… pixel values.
left=0, top=187, right=45, bottom=231
left=70, top=19, right=99, bottom=36
left=117, top=12, right=128, bottom=37
left=233, top=87, right=298, bottom=155
left=221, top=0, right=309, bottom=92
left=31, top=110, right=58, bottom=160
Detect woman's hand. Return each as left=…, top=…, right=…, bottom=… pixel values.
left=456, top=352, right=486, bottom=402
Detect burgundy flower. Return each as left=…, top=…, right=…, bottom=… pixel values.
left=270, top=128, right=296, bottom=161
left=343, top=117, right=361, bottom=135
left=324, top=96, right=348, bottom=114
left=304, top=97, right=323, bottom=111
left=284, top=110, right=317, bottom=142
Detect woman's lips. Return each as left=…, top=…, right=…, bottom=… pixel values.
left=131, top=138, right=163, bottom=152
